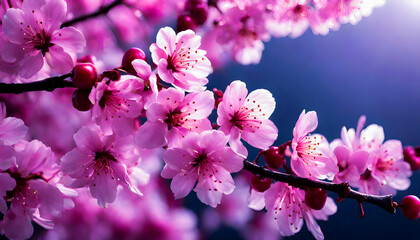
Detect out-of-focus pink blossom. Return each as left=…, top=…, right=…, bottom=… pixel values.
left=319, top=0, right=386, bottom=26
left=217, top=80, right=277, bottom=157
left=266, top=1, right=329, bottom=39
left=215, top=4, right=270, bottom=65
left=89, top=75, right=145, bottom=136
left=135, top=87, right=214, bottom=149
left=1, top=0, right=86, bottom=78
left=161, top=130, right=243, bottom=207
left=201, top=175, right=253, bottom=232
left=291, top=110, right=338, bottom=180
left=61, top=125, right=144, bottom=207
left=264, top=182, right=337, bottom=240
left=150, top=27, right=212, bottom=92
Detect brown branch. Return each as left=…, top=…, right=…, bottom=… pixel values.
left=0, top=73, right=73, bottom=94
left=61, top=0, right=123, bottom=28
left=243, top=160, right=396, bottom=214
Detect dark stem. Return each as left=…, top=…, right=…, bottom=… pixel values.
left=243, top=160, right=396, bottom=214
left=0, top=73, right=73, bottom=94
left=61, top=0, right=123, bottom=28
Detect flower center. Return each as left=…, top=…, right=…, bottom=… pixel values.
left=94, top=151, right=117, bottom=173
left=193, top=153, right=207, bottom=167
left=296, top=135, right=323, bottom=160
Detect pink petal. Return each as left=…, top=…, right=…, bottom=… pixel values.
left=161, top=164, right=179, bottom=179
left=132, top=59, right=151, bottom=79
left=3, top=209, right=33, bottom=240
left=1, top=41, right=24, bottom=63
left=74, top=126, right=103, bottom=153
left=60, top=148, right=92, bottom=177
left=146, top=103, right=168, bottom=122
left=175, top=30, right=201, bottom=52
left=241, top=119, right=278, bottom=150
left=157, top=87, right=184, bottom=112
left=198, top=130, right=228, bottom=155
left=360, top=124, right=384, bottom=151
left=245, top=89, right=275, bottom=119
left=18, top=53, right=44, bottom=78
left=43, top=0, right=67, bottom=32
left=163, top=148, right=195, bottom=172
left=303, top=211, right=324, bottom=240
left=135, top=121, right=167, bottom=149
left=333, top=145, right=350, bottom=168
left=0, top=117, right=28, bottom=145
left=229, top=127, right=248, bottom=158
left=149, top=43, right=167, bottom=65
left=90, top=173, right=118, bottom=207
left=29, top=180, right=63, bottom=218
left=51, top=27, right=86, bottom=53
left=293, top=110, right=318, bottom=139
left=171, top=169, right=199, bottom=199
left=2, top=9, right=26, bottom=44
left=156, top=27, right=176, bottom=56
left=248, top=190, right=265, bottom=210
left=44, top=45, right=74, bottom=74
left=223, top=80, right=248, bottom=111
left=181, top=91, right=215, bottom=119
left=218, top=147, right=244, bottom=172
left=111, top=117, right=136, bottom=137
left=0, top=173, right=16, bottom=214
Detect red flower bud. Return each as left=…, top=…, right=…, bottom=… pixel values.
left=262, top=146, right=285, bottom=170
left=72, top=89, right=93, bottom=111
left=176, top=14, right=197, bottom=33
left=72, top=63, right=97, bottom=90
left=400, top=195, right=420, bottom=220
left=403, top=146, right=420, bottom=171
left=305, top=188, right=327, bottom=210
left=250, top=175, right=271, bottom=192
left=121, top=48, right=147, bottom=74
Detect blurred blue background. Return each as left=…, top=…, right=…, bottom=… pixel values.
left=208, top=0, right=420, bottom=239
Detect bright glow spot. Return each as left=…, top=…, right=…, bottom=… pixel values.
left=405, top=0, right=420, bottom=10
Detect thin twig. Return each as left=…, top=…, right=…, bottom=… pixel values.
left=0, top=73, right=73, bottom=94
left=243, top=160, right=396, bottom=214
left=61, top=0, right=123, bottom=28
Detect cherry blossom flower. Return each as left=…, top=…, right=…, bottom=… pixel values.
left=330, top=126, right=370, bottom=184
left=329, top=116, right=411, bottom=195
left=60, top=125, right=143, bottom=207
left=1, top=0, right=86, bottom=78
left=215, top=4, right=270, bottom=65
left=290, top=110, right=338, bottom=180
left=339, top=116, right=412, bottom=195
left=264, top=182, right=337, bottom=240
left=89, top=75, right=145, bottom=136
left=1, top=139, right=64, bottom=240
left=161, top=130, right=244, bottom=207
left=150, top=27, right=212, bottom=92
left=217, top=80, right=278, bottom=157
left=135, top=87, right=214, bottom=149
left=266, top=0, right=329, bottom=39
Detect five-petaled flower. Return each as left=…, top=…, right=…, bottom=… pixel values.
left=1, top=0, right=86, bottom=78
left=161, top=130, right=243, bottom=207
left=150, top=27, right=212, bottom=92
left=217, top=80, right=278, bottom=157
